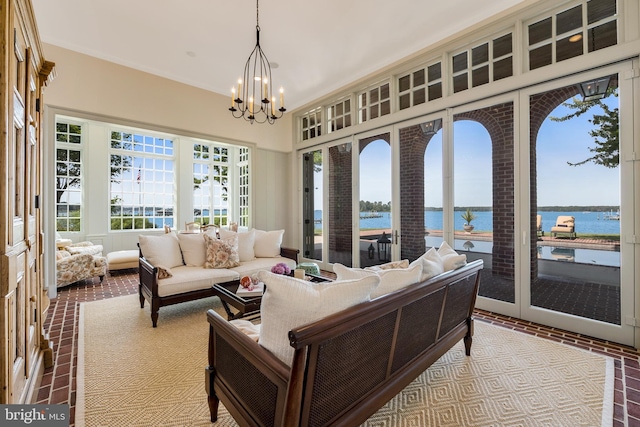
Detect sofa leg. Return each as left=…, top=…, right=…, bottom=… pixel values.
left=139, top=290, right=145, bottom=308
left=208, top=394, right=220, bottom=422
left=151, top=312, right=158, bottom=327
left=464, top=334, right=472, bottom=356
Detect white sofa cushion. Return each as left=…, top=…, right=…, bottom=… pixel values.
left=139, top=232, right=184, bottom=269
left=204, top=234, right=240, bottom=268
left=437, top=241, right=467, bottom=271
left=258, top=271, right=380, bottom=365
left=156, top=266, right=239, bottom=297
left=253, top=229, right=284, bottom=258
left=334, top=262, right=423, bottom=299
left=177, top=233, right=206, bottom=266
left=219, top=228, right=256, bottom=262
left=409, top=247, right=445, bottom=281
left=228, top=256, right=296, bottom=278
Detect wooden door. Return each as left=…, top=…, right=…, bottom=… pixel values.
left=0, top=0, right=55, bottom=404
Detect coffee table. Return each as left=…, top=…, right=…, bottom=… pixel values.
left=212, top=273, right=330, bottom=321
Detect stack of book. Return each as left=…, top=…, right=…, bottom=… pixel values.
left=236, top=281, right=264, bottom=297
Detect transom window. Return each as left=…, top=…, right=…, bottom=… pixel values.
left=327, top=97, right=352, bottom=133
left=398, top=63, right=443, bottom=111
left=358, top=81, right=390, bottom=123
left=109, top=131, right=175, bottom=231
left=452, top=32, right=513, bottom=94
left=301, top=108, right=323, bottom=141
left=528, top=0, right=617, bottom=70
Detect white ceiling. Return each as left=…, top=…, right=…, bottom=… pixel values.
left=32, top=0, right=526, bottom=111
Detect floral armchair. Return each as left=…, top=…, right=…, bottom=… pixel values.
left=55, top=241, right=107, bottom=288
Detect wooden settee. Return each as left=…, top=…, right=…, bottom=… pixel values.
left=138, top=246, right=299, bottom=327
left=205, top=259, right=483, bottom=426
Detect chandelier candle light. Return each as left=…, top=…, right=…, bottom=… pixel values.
left=230, top=0, right=286, bottom=124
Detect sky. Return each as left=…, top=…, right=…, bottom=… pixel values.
left=324, top=93, right=620, bottom=208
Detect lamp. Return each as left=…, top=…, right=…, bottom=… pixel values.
left=419, top=118, right=443, bottom=136
left=337, top=142, right=352, bottom=153
left=368, top=243, right=375, bottom=259
left=377, top=232, right=391, bottom=262
left=577, top=76, right=611, bottom=101
left=229, top=0, right=285, bottom=124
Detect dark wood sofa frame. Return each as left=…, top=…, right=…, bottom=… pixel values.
left=205, top=259, right=483, bottom=426
left=138, top=245, right=299, bottom=327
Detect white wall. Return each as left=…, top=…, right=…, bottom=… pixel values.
left=42, top=44, right=293, bottom=151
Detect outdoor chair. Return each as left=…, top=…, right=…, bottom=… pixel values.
left=550, top=215, right=576, bottom=239
left=536, top=214, right=544, bottom=237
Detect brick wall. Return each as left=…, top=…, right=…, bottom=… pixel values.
left=455, top=102, right=515, bottom=278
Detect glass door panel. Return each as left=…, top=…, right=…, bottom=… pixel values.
left=302, top=150, right=322, bottom=261
left=358, top=134, right=392, bottom=268
left=454, top=102, right=516, bottom=305
left=529, top=76, right=621, bottom=325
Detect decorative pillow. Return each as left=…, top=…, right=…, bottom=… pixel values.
left=409, top=247, right=445, bottom=281
left=334, top=262, right=423, bottom=299
left=370, top=262, right=423, bottom=298
left=253, top=229, right=284, bottom=258
left=333, top=263, right=377, bottom=281
left=55, top=250, right=71, bottom=261
left=437, top=241, right=467, bottom=272
left=364, top=259, right=409, bottom=271
left=258, top=270, right=380, bottom=365
left=219, top=228, right=256, bottom=262
left=138, top=232, right=184, bottom=269
left=203, top=234, right=240, bottom=268
left=177, top=233, right=206, bottom=266
left=156, top=265, right=173, bottom=279
left=230, top=319, right=260, bottom=342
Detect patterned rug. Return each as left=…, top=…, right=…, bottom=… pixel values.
left=76, top=294, right=614, bottom=427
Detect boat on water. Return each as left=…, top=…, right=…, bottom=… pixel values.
left=602, top=209, right=620, bottom=220
left=360, top=211, right=383, bottom=219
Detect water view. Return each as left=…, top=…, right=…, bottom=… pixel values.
left=314, top=209, right=621, bottom=235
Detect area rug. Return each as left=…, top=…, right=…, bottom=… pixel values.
left=76, top=294, right=614, bottom=426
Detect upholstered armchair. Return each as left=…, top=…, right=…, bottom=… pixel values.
left=56, top=249, right=107, bottom=288
left=54, top=235, right=106, bottom=287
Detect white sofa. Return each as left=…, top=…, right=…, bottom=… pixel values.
left=138, top=229, right=298, bottom=327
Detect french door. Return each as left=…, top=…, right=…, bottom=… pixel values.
left=519, top=64, right=635, bottom=346
left=299, top=62, right=636, bottom=346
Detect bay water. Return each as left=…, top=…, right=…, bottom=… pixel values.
left=315, top=210, right=621, bottom=235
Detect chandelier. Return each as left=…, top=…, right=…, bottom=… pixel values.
left=229, top=0, right=285, bottom=124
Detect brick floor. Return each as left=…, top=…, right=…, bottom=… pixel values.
left=36, top=269, right=640, bottom=426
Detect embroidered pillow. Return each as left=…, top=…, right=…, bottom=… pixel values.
left=156, top=265, right=173, bottom=279
left=203, top=234, right=240, bottom=268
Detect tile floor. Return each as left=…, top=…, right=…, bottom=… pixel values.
left=36, top=269, right=640, bottom=426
